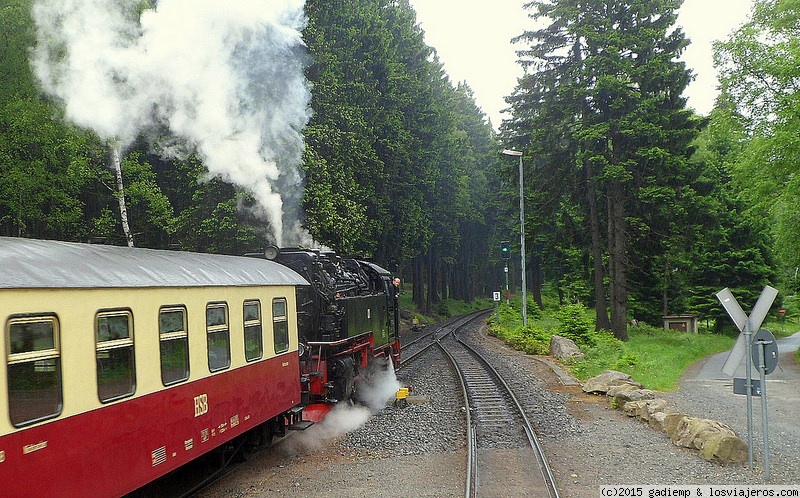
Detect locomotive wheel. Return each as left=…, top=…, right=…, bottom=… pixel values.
left=329, top=356, right=356, bottom=402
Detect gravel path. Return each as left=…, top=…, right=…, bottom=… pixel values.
left=199, top=325, right=800, bottom=498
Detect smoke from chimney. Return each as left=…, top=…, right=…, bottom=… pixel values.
left=31, top=0, right=312, bottom=245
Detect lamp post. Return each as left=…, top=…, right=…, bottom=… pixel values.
left=502, top=149, right=527, bottom=327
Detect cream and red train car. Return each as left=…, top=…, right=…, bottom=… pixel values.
left=0, top=237, right=309, bottom=497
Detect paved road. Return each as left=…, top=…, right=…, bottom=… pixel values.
left=691, top=331, right=800, bottom=381
left=665, top=331, right=800, bottom=480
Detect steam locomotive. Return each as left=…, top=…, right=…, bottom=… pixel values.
left=0, top=237, right=400, bottom=497
left=257, top=245, right=401, bottom=412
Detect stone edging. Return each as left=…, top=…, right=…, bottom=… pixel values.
left=583, top=370, right=748, bottom=464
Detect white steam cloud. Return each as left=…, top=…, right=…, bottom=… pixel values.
left=278, top=358, right=402, bottom=457
left=30, top=0, right=311, bottom=245
left=353, top=357, right=402, bottom=411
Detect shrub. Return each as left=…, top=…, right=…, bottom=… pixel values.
left=554, top=303, right=595, bottom=346
left=434, top=299, right=451, bottom=318
left=505, top=323, right=551, bottom=355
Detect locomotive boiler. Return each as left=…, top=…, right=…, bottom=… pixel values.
left=258, top=246, right=401, bottom=410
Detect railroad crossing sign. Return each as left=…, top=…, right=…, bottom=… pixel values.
left=716, top=285, right=778, bottom=478
left=716, top=286, right=777, bottom=375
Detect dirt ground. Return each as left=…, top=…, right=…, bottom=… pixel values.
left=199, top=327, right=800, bottom=497
left=197, top=339, right=613, bottom=498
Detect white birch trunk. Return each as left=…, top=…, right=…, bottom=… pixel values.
left=111, top=146, right=135, bottom=247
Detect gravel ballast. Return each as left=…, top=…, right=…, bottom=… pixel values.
left=199, top=324, right=800, bottom=497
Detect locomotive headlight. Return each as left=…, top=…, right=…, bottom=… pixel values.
left=264, top=245, right=280, bottom=260
left=298, top=342, right=307, bottom=357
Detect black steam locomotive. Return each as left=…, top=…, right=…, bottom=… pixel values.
left=259, top=246, right=401, bottom=406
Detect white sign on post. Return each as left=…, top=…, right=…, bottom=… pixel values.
left=717, top=286, right=778, bottom=375
left=716, top=285, right=778, bottom=477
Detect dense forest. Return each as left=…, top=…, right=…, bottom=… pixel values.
left=0, top=0, right=794, bottom=333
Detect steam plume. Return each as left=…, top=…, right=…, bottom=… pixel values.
left=30, top=0, right=311, bottom=244
left=278, top=358, right=402, bottom=456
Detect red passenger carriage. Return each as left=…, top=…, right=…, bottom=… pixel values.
left=0, top=238, right=308, bottom=497
left=0, top=237, right=401, bottom=497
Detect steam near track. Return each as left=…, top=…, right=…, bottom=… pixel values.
left=278, top=358, right=402, bottom=457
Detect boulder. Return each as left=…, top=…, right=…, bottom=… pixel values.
left=582, top=370, right=643, bottom=394
left=606, top=383, right=639, bottom=397
left=622, top=399, right=650, bottom=418
left=612, top=388, right=656, bottom=406
left=699, top=434, right=748, bottom=464
left=585, top=372, right=748, bottom=465
left=622, top=398, right=669, bottom=420
left=671, top=417, right=747, bottom=460
left=549, top=335, right=585, bottom=360
left=661, top=412, right=689, bottom=437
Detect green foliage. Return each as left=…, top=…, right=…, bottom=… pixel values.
left=0, top=97, right=103, bottom=240
left=490, top=302, right=579, bottom=356
left=489, top=291, right=737, bottom=392
left=554, top=303, right=595, bottom=346
left=712, top=0, right=800, bottom=282
left=434, top=299, right=451, bottom=318
left=304, top=0, right=501, bottom=314
left=488, top=317, right=551, bottom=356
left=504, top=0, right=704, bottom=339
left=570, top=323, right=735, bottom=391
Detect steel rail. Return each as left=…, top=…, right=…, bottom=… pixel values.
left=452, top=328, right=561, bottom=498
left=398, top=309, right=489, bottom=371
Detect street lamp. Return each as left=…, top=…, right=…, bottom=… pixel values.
left=501, top=148, right=527, bottom=327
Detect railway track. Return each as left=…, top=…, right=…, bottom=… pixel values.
left=419, top=311, right=561, bottom=498
left=398, top=310, right=488, bottom=369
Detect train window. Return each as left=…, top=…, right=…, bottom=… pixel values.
left=206, top=303, right=230, bottom=372
left=6, top=315, right=63, bottom=427
left=159, top=306, right=189, bottom=385
left=243, top=300, right=263, bottom=362
left=272, top=298, right=289, bottom=354
left=96, top=310, right=135, bottom=403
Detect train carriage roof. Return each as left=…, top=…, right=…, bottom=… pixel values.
left=0, top=237, right=308, bottom=289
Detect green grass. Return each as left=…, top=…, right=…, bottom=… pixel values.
left=482, top=300, right=739, bottom=392
left=403, top=292, right=799, bottom=391
left=568, top=325, right=734, bottom=391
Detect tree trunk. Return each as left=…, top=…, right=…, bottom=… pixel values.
left=585, top=160, right=611, bottom=331
left=111, top=146, right=134, bottom=247
left=412, top=255, right=424, bottom=310
left=607, top=177, right=629, bottom=341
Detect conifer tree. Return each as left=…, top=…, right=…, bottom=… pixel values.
left=504, top=0, right=701, bottom=339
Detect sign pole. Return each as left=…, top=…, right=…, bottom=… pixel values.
left=504, top=263, right=509, bottom=305
left=757, top=339, right=771, bottom=479
left=744, top=319, right=754, bottom=470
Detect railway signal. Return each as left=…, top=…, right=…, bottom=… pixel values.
left=500, top=241, right=510, bottom=260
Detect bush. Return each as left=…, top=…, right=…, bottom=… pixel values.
left=434, top=299, right=451, bottom=318
left=554, top=303, right=595, bottom=346
left=488, top=305, right=552, bottom=355
left=505, top=323, right=551, bottom=355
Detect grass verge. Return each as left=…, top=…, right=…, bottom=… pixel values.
left=404, top=295, right=798, bottom=391
left=486, top=302, right=737, bottom=392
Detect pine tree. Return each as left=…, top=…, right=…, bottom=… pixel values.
left=505, top=0, right=700, bottom=339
